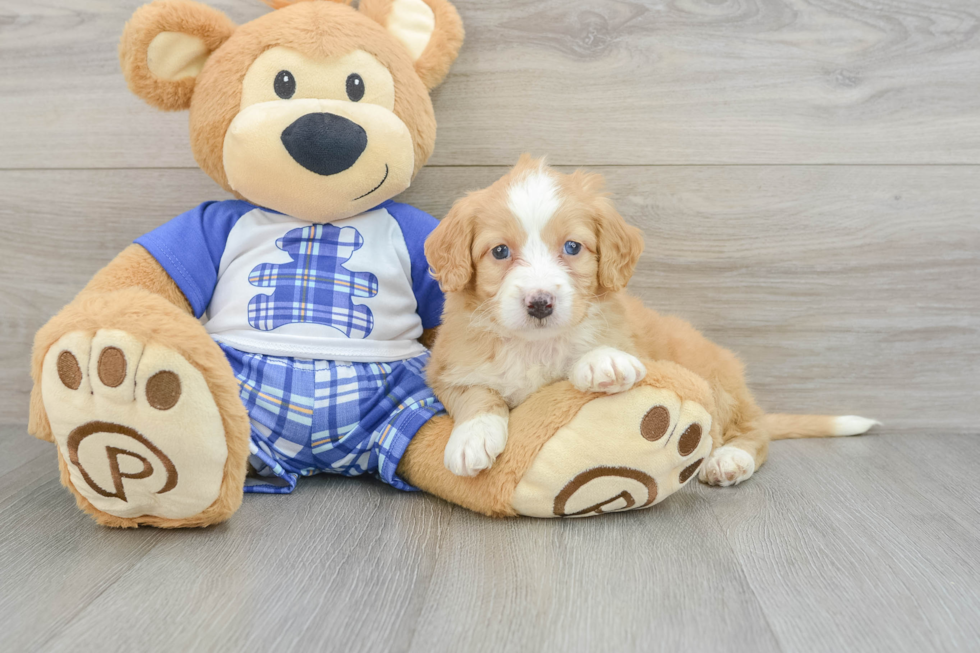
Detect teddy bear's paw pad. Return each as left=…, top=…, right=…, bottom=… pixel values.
left=511, top=386, right=712, bottom=518
left=698, top=445, right=755, bottom=487
left=42, top=330, right=228, bottom=520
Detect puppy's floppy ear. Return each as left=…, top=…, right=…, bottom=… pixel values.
left=360, top=0, right=464, bottom=90
left=594, top=196, right=644, bottom=292
left=120, top=0, right=236, bottom=112
left=425, top=197, right=475, bottom=293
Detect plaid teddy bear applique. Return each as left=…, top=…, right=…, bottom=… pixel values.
left=247, top=224, right=379, bottom=338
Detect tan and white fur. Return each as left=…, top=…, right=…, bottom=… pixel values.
left=425, top=156, right=878, bottom=481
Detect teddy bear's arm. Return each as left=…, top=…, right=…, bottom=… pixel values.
left=78, top=244, right=193, bottom=313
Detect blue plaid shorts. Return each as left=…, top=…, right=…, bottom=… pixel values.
left=219, top=343, right=444, bottom=494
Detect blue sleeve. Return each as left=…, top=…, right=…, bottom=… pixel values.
left=134, top=200, right=253, bottom=318
left=385, top=201, right=445, bottom=329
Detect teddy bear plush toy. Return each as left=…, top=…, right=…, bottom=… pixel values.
left=29, top=0, right=718, bottom=528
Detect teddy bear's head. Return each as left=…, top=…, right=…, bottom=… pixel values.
left=120, top=0, right=463, bottom=221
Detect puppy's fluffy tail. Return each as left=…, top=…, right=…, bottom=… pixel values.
left=764, top=414, right=880, bottom=440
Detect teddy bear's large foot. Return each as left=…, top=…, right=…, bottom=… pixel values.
left=398, top=360, right=715, bottom=519
left=41, top=326, right=245, bottom=528
left=510, top=383, right=712, bottom=518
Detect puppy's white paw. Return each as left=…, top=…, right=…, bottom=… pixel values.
left=699, top=445, right=756, bottom=487
left=444, top=414, right=509, bottom=477
left=571, top=347, right=646, bottom=394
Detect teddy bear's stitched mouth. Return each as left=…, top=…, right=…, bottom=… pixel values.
left=352, top=163, right=389, bottom=201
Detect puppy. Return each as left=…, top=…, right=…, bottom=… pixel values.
left=425, top=155, right=877, bottom=480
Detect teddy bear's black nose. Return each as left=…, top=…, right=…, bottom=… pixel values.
left=281, top=113, right=367, bottom=176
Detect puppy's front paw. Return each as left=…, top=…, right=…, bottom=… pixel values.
left=699, top=445, right=755, bottom=487
left=571, top=347, right=646, bottom=394
left=444, top=414, right=509, bottom=477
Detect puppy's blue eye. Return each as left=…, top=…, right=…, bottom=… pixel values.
left=492, top=245, right=510, bottom=260
left=564, top=241, right=582, bottom=255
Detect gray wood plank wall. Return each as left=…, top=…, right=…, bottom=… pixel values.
left=1, top=0, right=978, bottom=433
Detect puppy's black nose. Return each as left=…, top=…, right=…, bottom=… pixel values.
left=281, top=113, right=367, bottom=176
left=526, top=294, right=555, bottom=319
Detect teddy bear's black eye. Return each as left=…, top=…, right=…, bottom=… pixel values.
left=274, top=70, right=296, bottom=99
left=346, top=73, right=365, bottom=102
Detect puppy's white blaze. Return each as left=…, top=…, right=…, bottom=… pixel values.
left=833, top=415, right=881, bottom=436
left=498, top=169, right=574, bottom=333
left=507, top=172, right=565, bottom=295
left=507, top=169, right=561, bottom=232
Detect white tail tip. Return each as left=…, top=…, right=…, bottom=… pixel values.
left=833, top=416, right=881, bottom=437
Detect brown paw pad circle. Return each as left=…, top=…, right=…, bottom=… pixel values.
left=146, top=371, right=181, bottom=411
left=679, top=458, right=704, bottom=484
left=553, top=466, right=658, bottom=517
left=641, top=405, right=704, bottom=456
left=98, top=347, right=127, bottom=387
left=640, top=405, right=670, bottom=441
left=677, top=424, right=702, bottom=456
left=57, top=351, right=82, bottom=390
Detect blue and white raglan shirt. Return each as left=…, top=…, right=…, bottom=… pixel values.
left=135, top=199, right=444, bottom=362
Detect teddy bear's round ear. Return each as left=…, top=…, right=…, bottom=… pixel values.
left=359, top=0, right=464, bottom=90
left=120, top=0, right=236, bottom=112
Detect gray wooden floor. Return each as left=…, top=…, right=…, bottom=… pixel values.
left=1, top=0, right=979, bottom=651
left=4, top=427, right=980, bottom=652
